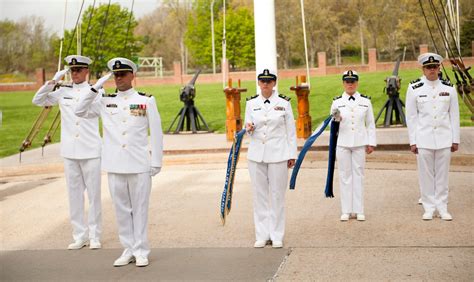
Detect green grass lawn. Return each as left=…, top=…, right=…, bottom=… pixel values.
left=0, top=68, right=472, bottom=158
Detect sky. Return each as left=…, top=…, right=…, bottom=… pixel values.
left=0, top=0, right=160, bottom=35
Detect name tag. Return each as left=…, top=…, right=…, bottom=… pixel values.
left=419, top=95, right=427, bottom=98
left=106, top=104, right=117, bottom=108
left=338, top=105, right=346, bottom=108
left=274, top=106, right=285, bottom=111
left=253, top=107, right=262, bottom=111
left=63, top=97, right=73, bottom=100
left=358, top=104, right=368, bottom=108
left=439, top=92, right=450, bottom=96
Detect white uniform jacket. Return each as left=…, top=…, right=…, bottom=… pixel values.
left=244, top=91, right=298, bottom=163
left=330, top=92, right=376, bottom=148
left=32, top=81, right=101, bottom=159
left=75, top=88, right=163, bottom=173
left=405, top=76, right=460, bottom=149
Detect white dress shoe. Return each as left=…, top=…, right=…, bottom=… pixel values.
left=114, top=255, right=135, bottom=267
left=272, top=241, right=283, bottom=248
left=89, top=239, right=101, bottom=249
left=440, top=212, right=453, bottom=221
left=135, top=256, right=149, bottom=267
left=418, top=198, right=422, bottom=205
left=254, top=240, right=266, bottom=248
left=422, top=212, right=433, bottom=220
left=68, top=239, right=88, bottom=250
left=356, top=214, right=366, bottom=221
left=340, top=214, right=350, bottom=221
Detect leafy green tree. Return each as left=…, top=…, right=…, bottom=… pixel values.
left=56, top=3, right=142, bottom=77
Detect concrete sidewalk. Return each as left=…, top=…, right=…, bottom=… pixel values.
left=1, top=127, right=473, bottom=281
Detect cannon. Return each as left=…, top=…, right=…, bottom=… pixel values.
left=167, top=69, right=210, bottom=133
left=375, top=57, right=406, bottom=127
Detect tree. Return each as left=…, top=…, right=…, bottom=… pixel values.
left=0, top=17, right=56, bottom=75
left=57, top=3, right=142, bottom=77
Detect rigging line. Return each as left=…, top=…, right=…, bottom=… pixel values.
left=65, top=0, right=85, bottom=56
left=418, top=0, right=451, bottom=81
left=427, top=0, right=457, bottom=61
left=93, top=0, right=112, bottom=74
left=82, top=0, right=96, bottom=48
left=437, top=0, right=465, bottom=64
left=122, top=0, right=135, bottom=56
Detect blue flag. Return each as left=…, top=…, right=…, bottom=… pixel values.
left=220, top=129, right=246, bottom=225
left=289, top=115, right=332, bottom=190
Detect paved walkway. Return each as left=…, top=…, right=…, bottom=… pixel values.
left=1, top=127, right=473, bottom=281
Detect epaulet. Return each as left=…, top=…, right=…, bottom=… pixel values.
left=333, top=95, right=342, bottom=101
left=246, top=94, right=258, bottom=101
left=102, top=93, right=117, bottom=97
left=59, top=84, right=72, bottom=88
left=138, top=91, right=152, bottom=97
left=411, top=82, right=424, bottom=90
left=278, top=94, right=291, bottom=101
left=441, top=79, right=453, bottom=87
left=410, top=78, right=421, bottom=84
left=360, top=94, right=371, bottom=100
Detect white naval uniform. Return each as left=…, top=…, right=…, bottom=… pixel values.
left=245, top=91, right=297, bottom=242
left=330, top=92, right=376, bottom=215
left=75, top=87, right=163, bottom=258
left=32, top=81, right=102, bottom=242
left=405, top=76, right=460, bottom=214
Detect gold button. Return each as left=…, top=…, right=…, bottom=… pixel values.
left=124, top=97, right=128, bottom=100
left=352, top=128, right=354, bottom=131
left=122, top=119, right=126, bottom=123
left=262, top=141, right=265, bottom=144
left=122, top=144, right=126, bottom=148
left=434, top=127, right=437, bottom=129
left=122, top=132, right=126, bottom=135
left=123, top=107, right=127, bottom=110
left=76, top=122, right=79, bottom=125
left=434, top=116, right=437, bottom=119
left=75, top=134, right=79, bottom=137
left=433, top=96, right=436, bottom=99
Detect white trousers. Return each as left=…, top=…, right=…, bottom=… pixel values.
left=248, top=160, right=288, bottom=242
left=336, top=146, right=366, bottom=214
left=417, top=148, right=451, bottom=214
left=63, top=157, right=102, bottom=242
left=108, top=172, right=151, bottom=258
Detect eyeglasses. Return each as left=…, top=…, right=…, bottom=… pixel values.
left=424, top=65, right=439, bottom=70
left=113, top=71, right=131, bottom=77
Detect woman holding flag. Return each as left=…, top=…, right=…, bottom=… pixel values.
left=331, top=70, right=376, bottom=222
left=244, top=69, right=297, bottom=248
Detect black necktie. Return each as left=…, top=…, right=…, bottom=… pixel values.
left=264, top=99, right=270, bottom=104
left=348, top=96, right=355, bottom=101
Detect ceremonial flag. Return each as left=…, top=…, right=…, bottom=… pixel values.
left=289, top=115, right=332, bottom=190
left=324, top=119, right=340, bottom=197
left=220, top=129, right=246, bottom=225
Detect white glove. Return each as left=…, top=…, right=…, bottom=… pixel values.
left=92, top=72, right=112, bottom=90
left=150, top=167, right=161, bottom=177
left=332, top=108, right=342, bottom=122
left=52, top=68, right=70, bottom=82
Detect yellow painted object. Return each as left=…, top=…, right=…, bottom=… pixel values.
left=290, top=75, right=312, bottom=139
left=224, top=78, right=247, bottom=141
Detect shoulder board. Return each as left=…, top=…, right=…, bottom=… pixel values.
left=59, top=84, right=72, bottom=88
left=333, top=95, right=342, bottom=101
left=410, top=78, right=421, bottom=84
left=246, top=94, right=258, bottom=101
left=138, top=91, right=152, bottom=97
left=102, top=93, right=117, bottom=97
left=360, top=94, right=371, bottom=100
left=441, top=79, right=453, bottom=87
left=411, top=82, right=424, bottom=90
left=278, top=94, right=291, bottom=101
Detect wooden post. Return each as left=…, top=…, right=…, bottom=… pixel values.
left=290, top=75, right=312, bottom=139
left=368, top=48, right=377, bottom=72
left=419, top=44, right=429, bottom=55
left=224, top=78, right=247, bottom=141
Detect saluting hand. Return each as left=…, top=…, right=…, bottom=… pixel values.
left=52, top=68, right=70, bottom=83
left=287, top=159, right=296, bottom=168
left=92, top=72, right=113, bottom=90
